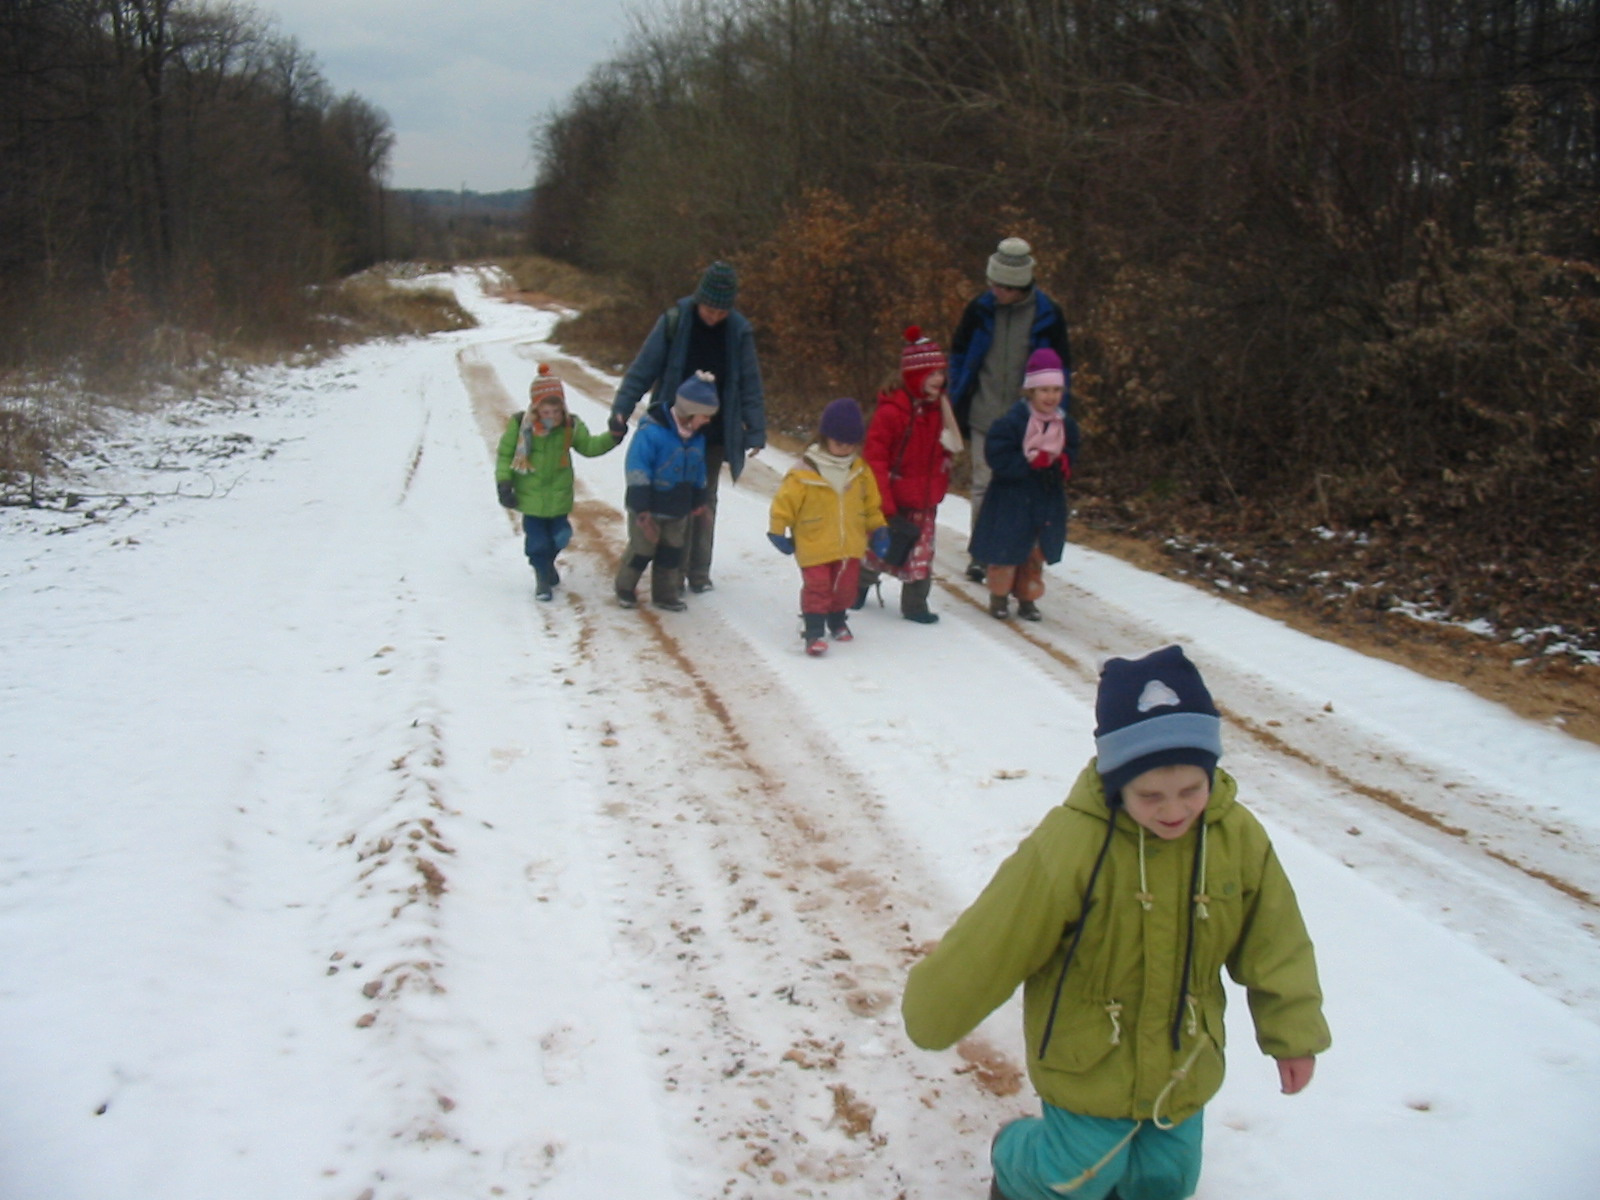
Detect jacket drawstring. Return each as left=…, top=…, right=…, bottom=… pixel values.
left=1169, top=818, right=1207, bottom=1051
left=1048, top=1120, right=1142, bottom=1193
left=1036, top=811, right=1117, bottom=1059
left=1105, top=1001, right=1123, bottom=1045
left=1135, top=827, right=1153, bottom=911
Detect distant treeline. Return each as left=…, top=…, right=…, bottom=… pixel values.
left=1, top=0, right=393, bottom=366
left=530, top=0, right=1599, bottom=581
left=393, top=189, right=532, bottom=262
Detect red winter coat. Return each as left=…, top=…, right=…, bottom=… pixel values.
left=864, top=386, right=951, bottom=517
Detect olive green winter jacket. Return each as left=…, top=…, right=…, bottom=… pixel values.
left=495, top=413, right=618, bottom=518
left=903, top=764, right=1329, bottom=1125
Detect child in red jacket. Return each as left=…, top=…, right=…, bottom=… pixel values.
left=855, top=327, right=965, bottom=623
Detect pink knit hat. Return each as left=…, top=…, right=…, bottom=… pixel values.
left=1023, top=347, right=1065, bottom=390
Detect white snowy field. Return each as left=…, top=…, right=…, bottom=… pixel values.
left=2, top=268, right=1598, bottom=1200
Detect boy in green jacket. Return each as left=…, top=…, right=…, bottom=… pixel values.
left=496, top=364, right=620, bottom=600
left=903, top=645, right=1329, bottom=1200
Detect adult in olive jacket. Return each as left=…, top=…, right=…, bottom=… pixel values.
left=903, top=646, right=1329, bottom=1200
left=608, top=261, right=766, bottom=594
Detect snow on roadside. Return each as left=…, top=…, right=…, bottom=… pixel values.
left=2, top=269, right=1598, bottom=1200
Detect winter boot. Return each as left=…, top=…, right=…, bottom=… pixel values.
left=900, top=577, right=937, bottom=623
left=1016, top=599, right=1041, bottom=621
left=988, top=593, right=1011, bottom=620
left=802, top=613, right=829, bottom=656
left=827, top=611, right=853, bottom=642
left=532, top=558, right=556, bottom=601
left=615, top=587, right=638, bottom=609
left=966, top=561, right=987, bottom=584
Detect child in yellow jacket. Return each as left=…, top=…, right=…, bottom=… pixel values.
left=903, top=645, right=1329, bottom=1200
left=768, top=398, right=889, bottom=656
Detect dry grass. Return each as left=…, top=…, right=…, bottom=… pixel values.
left=1, top=268, right=476, bottom=491
left=320, top=271, right=477, bottom=339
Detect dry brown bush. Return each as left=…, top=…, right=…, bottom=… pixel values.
left=743, top=189, right=970, bottom=438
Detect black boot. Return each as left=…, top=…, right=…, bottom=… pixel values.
left=901, top=576, right=938, bottom=623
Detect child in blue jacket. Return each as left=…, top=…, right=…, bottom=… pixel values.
left=615, top=372, right=717, bottom=611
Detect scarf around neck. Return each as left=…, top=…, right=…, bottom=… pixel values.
left=1023, top=406, right=1066, bottom=461
left=511, top=407, right=572, bottom=473
left=806, top=444, right=857, bottom=494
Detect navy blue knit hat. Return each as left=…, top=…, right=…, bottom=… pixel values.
left=674, top=370, right=720, bottom=418
left=819, top=397, right=865, bottom=445
left=1094, top=646, right=1222, bottom=804
left=694, top=261, right=739, bottom=310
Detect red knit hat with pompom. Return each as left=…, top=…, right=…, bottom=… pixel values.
left=900, top=326, right=947, bottom=397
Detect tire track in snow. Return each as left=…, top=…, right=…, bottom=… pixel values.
left=534, top=497, right=1032, bottom=1199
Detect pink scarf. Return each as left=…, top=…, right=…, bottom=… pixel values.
left=1023, top=407, right=1065, bottom=461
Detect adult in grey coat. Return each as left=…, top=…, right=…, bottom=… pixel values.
left=947, top=238, right=1072, bottom=583
left=608, top=261, right=766, bottom=593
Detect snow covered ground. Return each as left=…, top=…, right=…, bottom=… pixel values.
left=3, top=268, right=1598, bottom=1200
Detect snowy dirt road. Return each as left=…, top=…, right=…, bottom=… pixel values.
left=3, top=270, right=1599, bottom=1200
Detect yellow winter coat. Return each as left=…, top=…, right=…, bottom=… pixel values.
left=769, top=447, right=886, bottom=568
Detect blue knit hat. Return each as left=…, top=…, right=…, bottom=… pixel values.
left=694, top=261, right=739, bottom=310
left=819, top=397, right=865, bottom=445
left=1094, top=646, right=1222, bottom=804
left=674, top=370, right=720, bottom=418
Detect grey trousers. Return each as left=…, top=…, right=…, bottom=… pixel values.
left=684, top=444, right=725, bottom=588
left=967, top=430, right=993, bottom=556
left=615, top=512, right=689, bottom=602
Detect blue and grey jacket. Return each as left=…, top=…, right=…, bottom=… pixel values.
left=947, top=288, right=1073, bottom=437
left=611, top=298, right=766, bottom=480
left=624, top=404, right=709, bottom=518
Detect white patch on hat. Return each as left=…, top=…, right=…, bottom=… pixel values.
left=1137, top=679, right=1182, bottom=712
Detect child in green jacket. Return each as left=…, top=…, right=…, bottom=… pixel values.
left=902, top=645, right=1329, bottom=1200
left=496, top=364, right=620, bottom=600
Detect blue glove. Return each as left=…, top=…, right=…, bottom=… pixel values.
left=767, top=532, right=795, bottom=555
left=868, top=525, right=892, bottom=558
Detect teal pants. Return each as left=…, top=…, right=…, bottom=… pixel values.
left=993, top=1105, right=1204, bottom=1200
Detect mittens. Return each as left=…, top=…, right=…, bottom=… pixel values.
left=607, top=412, right=629, bottom=438
left=1028, top=451, right=1055, bottom=470
left=497, top=480, right=517, bottom=508
left=767, top=532, right=795, bottom=555
left=868, top=525, right=892, bottom=559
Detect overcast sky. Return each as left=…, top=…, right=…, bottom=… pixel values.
left=261, top=0, right=640, bottom=192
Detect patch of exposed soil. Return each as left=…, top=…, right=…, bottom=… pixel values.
left=1070, top=515, right=1600, bottom=747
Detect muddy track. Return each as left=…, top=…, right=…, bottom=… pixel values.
left=549, top=497, right=1031, bottom=1198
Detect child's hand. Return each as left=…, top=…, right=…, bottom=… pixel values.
left=1276, top=1056, right=1316, bottom=1095
left=607, top=412, right=629, bottom=438
left=1029, top=451, right=1055, bottom=469
left=767, top=532, right=795, bottom=555
left=868, top=525, right=892, bottom=559
left=497, top=480, right=517, bottom=508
